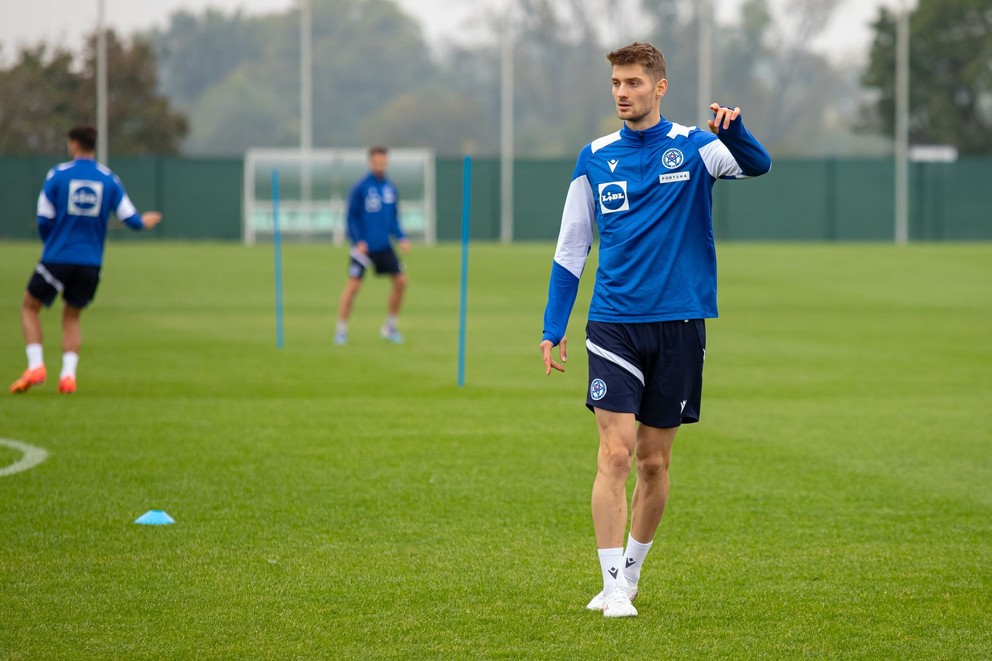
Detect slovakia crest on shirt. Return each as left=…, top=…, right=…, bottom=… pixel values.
left=662, top=148, right=684, bottom=170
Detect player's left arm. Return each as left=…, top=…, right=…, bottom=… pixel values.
left=113, top=178, right=161, bottom=231
left=36, top=171, right=58, bottom=241
left=706, top=103, right=772, bottom=177
left=389, top=191, right=409, bottom=252
left=117, top=201, right=159, bottom=230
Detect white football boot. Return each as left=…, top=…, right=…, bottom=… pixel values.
left=586, top=576, right=638, bottom=611
left=601, top=586, right=638, bottom=618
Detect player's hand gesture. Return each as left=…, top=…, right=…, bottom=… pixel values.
left=141, top=211, right=162, bottom=229
left=398, top=239, right=411, bottom=254
left=356, top=241, right=369, bottom=255
left=540, top=337, right=567, bottom=375
left=707, top=103, right=741, bottom=134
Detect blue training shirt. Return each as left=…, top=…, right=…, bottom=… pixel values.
left=36, top=158, right=145, bottom=267
left=542, top=113, right=772, bottom=346
left=345, top=172, right=405, bottom=252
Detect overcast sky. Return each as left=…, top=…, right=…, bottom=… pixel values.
left=1, top=0, right=899, bottom=66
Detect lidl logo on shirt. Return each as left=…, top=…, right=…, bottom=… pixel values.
left=598, top=181, right=629, bottom=214
left=365, top=189, right=382, bottom=213
left=68, top=180, right=103, bottom=217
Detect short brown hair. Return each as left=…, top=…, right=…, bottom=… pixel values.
left=67, top=126, right=97, bottom=152
left=368, top=146, right=388, bottom=158
left=605, top=42, right=667, bottom=81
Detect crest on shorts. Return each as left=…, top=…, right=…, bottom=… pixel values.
left=590, top=378, right=607, bottom=401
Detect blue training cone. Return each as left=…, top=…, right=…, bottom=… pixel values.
left=135, top=510, right=175, bottom=525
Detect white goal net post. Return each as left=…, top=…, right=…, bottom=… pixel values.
left=243, top=148, right=436, bottom=245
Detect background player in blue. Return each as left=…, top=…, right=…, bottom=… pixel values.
left=9, top=126, right=162, bottom=395
left=539, top=43, right=771, bottom=617
left=335, top=146, right=410, bottom=345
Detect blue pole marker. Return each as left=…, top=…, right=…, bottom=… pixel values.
left=457, top=155, right=472, bottom=388
left=272, top=169, right=285, bottom=349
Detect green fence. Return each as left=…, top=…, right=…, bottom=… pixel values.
left=0, top=156, right=243, bottom=242
left=1, top=155, right=989, bottom=243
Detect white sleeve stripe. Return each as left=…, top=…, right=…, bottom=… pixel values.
left=37, top=192, right=56, bottom=219
left=116, top=194, right=137, bottom=220
left=553, top=175, right=595, bottom=279
left=698, top=140, right=744, bottom=179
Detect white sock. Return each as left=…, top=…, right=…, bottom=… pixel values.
left=26, top=344, right=44, bottom=370
left=61, top=352, right=79, bottom=380
left=623, top=535, right=653, bottom=585
left=385, top=314, right=397, bottom=331
left=336, top=320, right=347, bottom=334
left=597, top=547, right=624, bottom=594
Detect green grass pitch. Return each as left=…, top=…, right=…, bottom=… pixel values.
left=1, top=240, right=990, bottom=659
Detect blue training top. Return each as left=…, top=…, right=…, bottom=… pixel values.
left=36, top=158, right=145, bottom=267
left=345, top=172, right=405, bottom=253
left=541, top=113, right=772, bottom=346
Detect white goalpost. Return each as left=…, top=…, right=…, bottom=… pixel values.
left=243, top=148, right=436, bottom=245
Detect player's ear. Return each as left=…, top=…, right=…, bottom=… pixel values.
left=656, top=78, right=668, bottom=99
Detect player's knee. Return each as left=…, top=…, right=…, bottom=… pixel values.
left=636, top=452, right=670, bottom=481
left=394, top=273, right=408, bottom=289
left=21, top=293, right=42, bottom=312
left=598, top=444, right=633, bottom=478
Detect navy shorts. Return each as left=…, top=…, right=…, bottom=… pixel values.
left=585, top=319, right=706, bottom=428
left=27, top=262, right=101, bottom=309
left=348, top=248, right=403, bottom=279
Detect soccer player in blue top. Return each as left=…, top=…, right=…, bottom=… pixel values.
left=335, top=146, right=411, bottom=345
left=9, top=126, right=162, bottom=395
left=539, top=42, right=771, bottom=617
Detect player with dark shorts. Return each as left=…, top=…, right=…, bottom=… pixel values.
left=347, top=248, right=403, bottom=280
left=539, top=42, right=770, bottom=617
left=335, top=146, right=410, bottom=345
left=9, top=126, right=161, bottom=395
left=27, top=263, right=102, bottom=310
left=585, top=320, right=705, bottom=428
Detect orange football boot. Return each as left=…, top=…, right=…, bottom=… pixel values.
left=58, top=376, right=77, bottom=394
left=9, top=365, right=46, bottom=394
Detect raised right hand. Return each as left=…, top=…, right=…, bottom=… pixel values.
left=540, top=337, right=568, bottom=375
